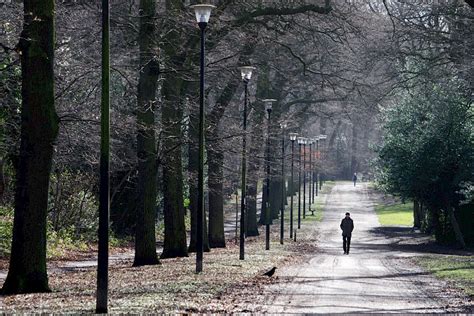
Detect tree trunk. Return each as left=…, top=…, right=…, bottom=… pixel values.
left=448, top=206, right=466, bottom=248
left=413, top=199, right=421, bottom=229
left=246, top=118, right=264, bottom=236
left=246, top=178, right=260, bottom=236
left=270, top=180, right=281, bottom=219
left=207, top=138, right=226, bottom=248
left=0, top=159, right=5, bottom=201
left=350, top=123, right=358, bottom=177
left=205, top=71, right=244, bottom=248
left=2, top=0, right=58, bottom=294
left=160, top=76, right=188, bottom=259
left=134, top=0, right=160, bottom=267
left=259, top=182, right=268, bottom=225
left=159, top=0, right=188, bottom=259
left=187, top=110, right=209, bottom=253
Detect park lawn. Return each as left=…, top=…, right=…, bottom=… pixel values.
left=415, top=255, right=474, bottom=297
left=1, top=216, right=320, bottom=313
left=375, top=201, right=413, bottom=226
left=292, top=181, right=335, bottom=224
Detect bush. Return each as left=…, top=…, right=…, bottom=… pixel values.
left=49, top=170, right=98, bottom=242
left=0, top=206, right=13, bottom=257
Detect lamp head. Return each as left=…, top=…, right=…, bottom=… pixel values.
left=289, top=132, right=298, bottom=141
left=318, top=134, right=327, bottom=140
left=191, top=4, right=215, bottom=24
left=297, top=137, right=305, bottom=145
left=240, top=66, right=256, bottom=81
left=262, top=99, right=276, bottom=112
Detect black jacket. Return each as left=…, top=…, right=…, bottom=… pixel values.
left=340, top=217, right=354, bottom=236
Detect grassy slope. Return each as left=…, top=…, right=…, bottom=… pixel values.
left=372, top=192, right=473, bottom=298
left=415, top=255, right=474, bottom=297
left=374, top=202, right=413, bottom=226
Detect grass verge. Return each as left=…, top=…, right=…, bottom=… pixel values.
left=290, top=181, right=335, bottom=224
left=374, top=201, right=413, bottom=226
left=414, top=255, right=474, bottom=297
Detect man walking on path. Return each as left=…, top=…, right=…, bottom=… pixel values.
left=352, top=173, right=357, bottom=186
left=340, top=212, right=354, bottom=254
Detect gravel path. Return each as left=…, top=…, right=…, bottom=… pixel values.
left=262, top=181, right=469, bottom=314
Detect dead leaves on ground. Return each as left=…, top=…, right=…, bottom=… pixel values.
left=1, top=224, right=319, bottom=313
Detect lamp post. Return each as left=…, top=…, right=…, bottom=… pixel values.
left=280, top=122, right=287, bottom=245
left=318, top=134, right=327, bottom=191
left=297, top=137, right=304, bottom=229
left=96, top=0, right=110, bottom=312
left=308, top=138, right=314, bottom=216
left=314, top=137, right=319, bottom=198
left=302, top=138, right=307, bottom=219
left=289, top=133, right=297, bottom=239
left=263, top=99, right=276, bottom=250
left=239, top=66, right=255, bottom=260
left=313, top=137, right=319, bottom=199
left=191, top=3, right=215, bottom=274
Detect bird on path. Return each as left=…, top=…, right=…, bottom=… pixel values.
left=262, top=267, right=277, bottom=277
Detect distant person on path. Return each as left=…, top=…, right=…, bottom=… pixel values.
left=340, top=212, right=354, bottom=254
left=352, top=173, right=357, bottom=186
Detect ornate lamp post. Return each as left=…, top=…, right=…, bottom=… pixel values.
left=297, top=136, right=304, bottom=229
left=289, top=132, right=297, bottom=239
left=239, top=66, right=255, bottom=260
left=263, top=99, right=276, bottom=250
left=280, top=122, right=287, bottom=245
left=191, top=3, right=215, bottom=273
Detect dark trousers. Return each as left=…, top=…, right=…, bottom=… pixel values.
left=343, top=235, right=351, bottom=253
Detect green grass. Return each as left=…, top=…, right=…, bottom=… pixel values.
left=302, top=206, right=323, bottom=222
left=375, top=202, right=413, bottom=226
left=291, top=181, right=335, bottom=224
left=415, top=255, right=474, bottom=296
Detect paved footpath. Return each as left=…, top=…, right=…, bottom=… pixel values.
left=262, top=182, right=467, bottom=314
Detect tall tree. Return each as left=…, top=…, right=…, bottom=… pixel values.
left=160, top=0, right=187, bottom=258
left=2, top=0, right=58, bottom=294
left=187, top=106, right=210, bottom=253
left=246, top=102, right=264, bottom=236
left=206, top=75, right=240, bottom=248
left=134, top=0, right=160, bottom=266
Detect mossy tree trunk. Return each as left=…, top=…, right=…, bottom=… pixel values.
left=134, top=0, right=160, bottom=267
left=2, top=0, right=58, bottom=294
